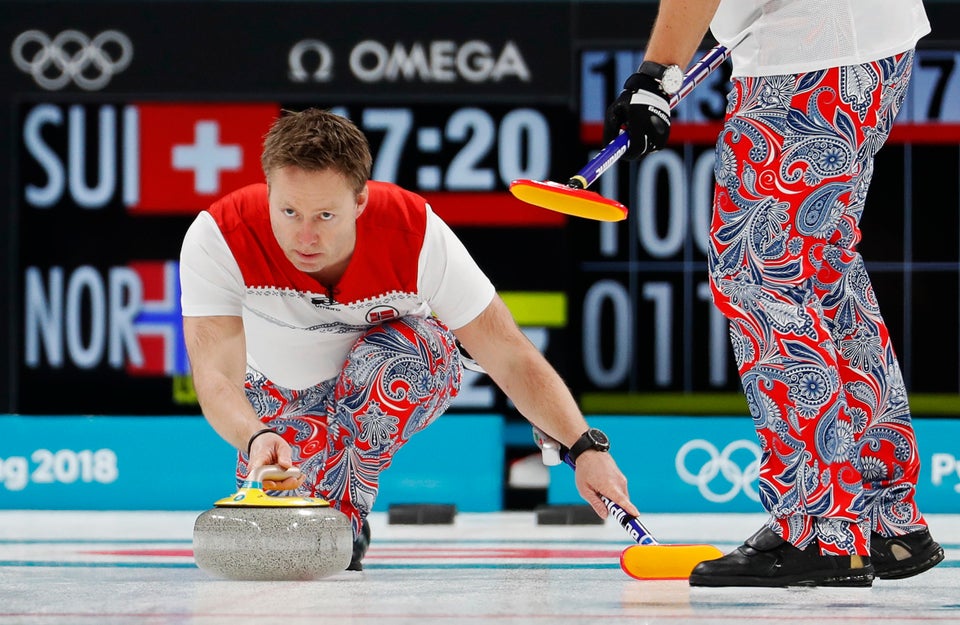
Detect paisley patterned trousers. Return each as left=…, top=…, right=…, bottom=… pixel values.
left=237, top=316, right=462, bottom=538
left=708, top=51, right=927, bottom=556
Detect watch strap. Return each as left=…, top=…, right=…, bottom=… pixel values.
left=567, top=429, right=607, bottom=464
left=636, top=60, right=681, bottom=96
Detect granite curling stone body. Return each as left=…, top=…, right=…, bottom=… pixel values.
left=193, top=465, right=353, bottom=580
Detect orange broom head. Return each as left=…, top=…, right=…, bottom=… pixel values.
left=509, top=179, right=627, bottom=222
left=620, top=544, right=724, bottom=580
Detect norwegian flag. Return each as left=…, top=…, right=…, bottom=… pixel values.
left=366, top=306, right=400, bottom=324
left=126, top=260, right=190, bottom=377
left=129, top=103, right=279, bottom=214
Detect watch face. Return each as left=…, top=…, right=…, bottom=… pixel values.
left=660, top=65, right=684, bottom=95
left=589, top=428, right=610, bottom=448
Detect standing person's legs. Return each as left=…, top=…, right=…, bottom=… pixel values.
left=708, top=65, right=888, bottom=558
left=704, top=53, right=928, bottom=579
left=701, top=51, right=942, bottom=585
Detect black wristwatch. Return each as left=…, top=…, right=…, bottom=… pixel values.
left=567, top=428, right=611, bottom=463
left=637, top=60, right=684, bottom=96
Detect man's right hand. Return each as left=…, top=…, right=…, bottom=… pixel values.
left=574, top=450, right=640, bottom=520
left=603, top=71, right=671, bottom=160
left=247, top=431, right=304, bottom=490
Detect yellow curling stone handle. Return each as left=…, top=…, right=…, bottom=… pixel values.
left=213, top=465, right=331, bottom=508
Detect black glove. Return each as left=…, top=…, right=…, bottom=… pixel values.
left=603, top=71, right=671, bottom=160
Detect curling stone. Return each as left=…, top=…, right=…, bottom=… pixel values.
left=193, top=465, right=352, bottom=580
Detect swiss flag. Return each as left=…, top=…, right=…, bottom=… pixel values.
left=131, top=103, right=280, bottom=214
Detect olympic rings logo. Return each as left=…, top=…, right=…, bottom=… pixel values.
left=11, top=29, right=133, bottom=91
left=675, top=439, right=761, bottom=503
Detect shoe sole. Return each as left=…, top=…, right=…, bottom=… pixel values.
left=875, top=546, right=945, bottom=580
left=690, top=571, right=874, bottom=588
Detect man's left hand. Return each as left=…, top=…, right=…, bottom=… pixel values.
left=603, top=71, right=671, bottom=160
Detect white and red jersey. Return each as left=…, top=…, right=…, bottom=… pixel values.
left=180, top=181, right=495, bottom=390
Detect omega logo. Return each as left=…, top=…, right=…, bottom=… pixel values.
left=288, top=39, right=333, bottom=83
left=287, top=39, right=530, bottom=84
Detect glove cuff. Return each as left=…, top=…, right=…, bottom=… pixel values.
left=628, top=87, right=670, bottom=117
left=623, top=71, right=665, bottom=97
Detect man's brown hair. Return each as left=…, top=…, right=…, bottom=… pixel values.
left=261, top=108, right=372, bottom=195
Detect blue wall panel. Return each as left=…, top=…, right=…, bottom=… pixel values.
left=0, top=414, right=504, bottom=512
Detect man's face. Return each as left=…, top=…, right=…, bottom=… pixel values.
left=267, top=166, right=368, bottom=280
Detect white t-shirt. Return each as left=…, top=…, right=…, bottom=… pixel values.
left=710, top=0, right=931, bottom=77
left=180, top=181, right=496, bottom=390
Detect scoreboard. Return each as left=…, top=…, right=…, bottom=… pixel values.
left=2, top=1, right=960, bottom=416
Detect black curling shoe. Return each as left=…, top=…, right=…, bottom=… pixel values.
left=871, top=529, right=944, bottom=580
left=347, top=518, right=371, bottom=571
left=689, top=527, right=874, bottom=588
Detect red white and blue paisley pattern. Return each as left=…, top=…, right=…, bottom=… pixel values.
left=236, top=316, right=461, bottom=537
left=708, top=51, right=927, bottom=555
